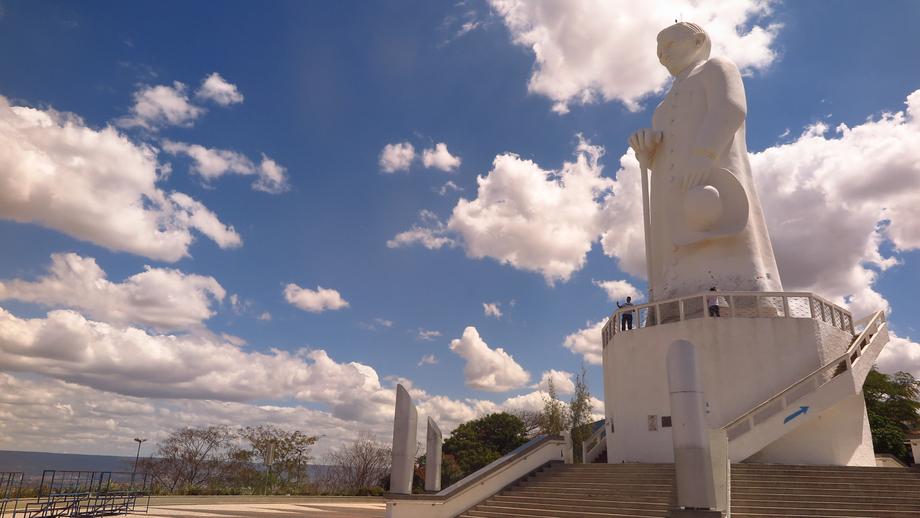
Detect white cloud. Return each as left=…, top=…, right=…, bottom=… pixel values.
left=436, top=180, right=463, bottom=196
left=447, top=137, right=613, bottom=284
left=0, top=253, right=225, bottom=332
left=0, top=371, right=378, bottom=458
left=422, top=142, right=462, bottom=171
left=387, top=210, right=456, bottom=250
left=418, top=354, right=438, bottom=367
left=489, top=0, right=780, bottom=113
left=196, top=72, right=244, bottom=106
left=483, top=302, right=503, bottom=318
left=0, top=307, right=381, bottom=415
left=255, top=155, right=289, bottom=193
left=536, top=369, right=575, bottom=395
left=0, top=303, right=589, bottom=457
left=593, top=279, right=643, bottom=303
left=118, top=81, right=205, bottom=129
left=258, top=311, right=272, bottom=321
left=0, top=96, right=241, bottom=261
left=417, top=328, right=442, bottom=341
left=283, top=284, right=349, bottom=313
left=746, top=91, right=920, bottom=318
left=877, top=333, right=920, bottom=379
left=374, top=318, right=394, bottom=328
left=379, top=142, right=415, bottom=173
left=449, top=326, right=530, bottom=392
left=563, top=318, right=607, bottom=366
left=162, top=141, right=289, bottom=194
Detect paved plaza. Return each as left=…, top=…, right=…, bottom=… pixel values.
left=144, top=498, right=384, bottom=518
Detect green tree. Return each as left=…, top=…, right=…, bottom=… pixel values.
left=241, top=425, right=319, bottom=493
left=539, top=377, right=568, bottom=435
left=442, top=412, right=528, bottom=477
left=568, top=366, right=593, bottom=463
left=864, top=368, right=920, bottom=462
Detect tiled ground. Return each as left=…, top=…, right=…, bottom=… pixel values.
left=144, top=501, right=385, bottom=518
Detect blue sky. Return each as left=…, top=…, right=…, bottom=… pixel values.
left=1, top=0, right=919, bottom=456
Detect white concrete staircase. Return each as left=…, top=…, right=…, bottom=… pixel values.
left=457, top=462, right=920, bottom=518
left=725, top=310, right=889, bottom=462
left=731, top=464, right=920, bottom=517
left=458, top=462, right=675, bottom=518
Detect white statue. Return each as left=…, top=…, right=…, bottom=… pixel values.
left=629, top=22, right=783, bottom=302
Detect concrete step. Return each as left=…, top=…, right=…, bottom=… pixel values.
left=731, top=498, right=920, bottom=512
left=478, top=501, right=667, bottom=516
left=732, top=511, right=919, bottom=518
left=462, top=504, right=669, bottom=518
left=731, top=491, right=920, bottom=506
left=524, top=475, right=674, bottom=484
left=503, top=489, right=673, bottom=503
left=461, top=512, right=663, bottom=518
left=493, top=495, right=671, bottom=508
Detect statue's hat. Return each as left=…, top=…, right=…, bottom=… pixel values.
left=669, top=167, right=749, bottom=247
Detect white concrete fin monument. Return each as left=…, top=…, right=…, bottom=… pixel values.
left=390, top=384, right=418, bottom=495
left=605, top=20, right=890, bottom=474
left=425, top=417, right=443, bottom=492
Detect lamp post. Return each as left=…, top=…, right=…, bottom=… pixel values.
left=133, top=438, right=147, bottom=473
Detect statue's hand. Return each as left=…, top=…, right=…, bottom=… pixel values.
left=682, top=153, right=715, bottom=190
left=628, top=129, right=663, bottom=170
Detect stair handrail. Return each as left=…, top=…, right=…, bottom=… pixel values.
left=581, top=424, right=607, bottom=463
left=723, top=309, right=886, bottom=439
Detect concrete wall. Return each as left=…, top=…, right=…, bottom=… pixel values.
left=747, top=392, right=876, bottom=466
left=605, top=316, right=865, bottom=465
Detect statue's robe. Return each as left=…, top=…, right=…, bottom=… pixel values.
left=648, top=56, right=782, bottom=301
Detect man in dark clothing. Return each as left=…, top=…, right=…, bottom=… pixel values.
left=617, top=296, right=635, bottom=331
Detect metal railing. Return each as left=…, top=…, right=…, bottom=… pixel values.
left=722, top=310, right=886, bottom=443
left=602, top=291, right=855, bottom=347
left=10, top=471, right=149, bottom=518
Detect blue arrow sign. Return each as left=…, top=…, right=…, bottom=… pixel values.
left=784, top=406, right=809, bottom=424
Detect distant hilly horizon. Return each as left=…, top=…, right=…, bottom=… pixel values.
left=0, top=450, right=137, bottom=477
left=0, top=450, right=331, bottom=485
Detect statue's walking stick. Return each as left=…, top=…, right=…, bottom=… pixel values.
left=640, top=163, right=654, bottom=302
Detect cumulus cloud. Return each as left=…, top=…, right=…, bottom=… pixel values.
left=283, top=284, right=349, bottom=313
left=0, top=253, right=224, bottom=332
left=196, top=72, right=244, bottom=106
left=0, top=372, right=381, bottom=457
left=536, top=369, right=575, bottom=394
left=118, top=81, right=205, bottom=129
left=593, top=279, right=643, bottom=303
left=449, top=326, right=530, bottom=392
left=417, top=328, right=442, bottom=341
left=436, top=180, right=463, bottom=196
left=422, top=142, right=462, bottom=171
left=448, top=137, right=613, bottom=284
left=0, top=307, right=384, bottom=416
left=258, top=311, right=272, bottom=321
left=379, top=142, right=415, bottom=173
left=483, top=302, right=503, bottom=318
left=489, top=0, right=780, bottom=113
left=746, top=90, right=920, bottom=317
left=877, top=333, right=920, bottom=379
left=418, top=354, right=438, bottom=367
left=387, top=210, right=456, bottom=250
left=0, top=304, right=586, bottom=455
left=0, top=95, right=241, bottom=261
left=563, top=318, right=607, bottom=366
left=162, top=141, right=289, bottom=194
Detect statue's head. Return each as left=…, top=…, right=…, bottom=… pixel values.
left=657, top=22, right=711, bottom=76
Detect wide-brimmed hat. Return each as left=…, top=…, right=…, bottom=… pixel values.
left=668, top=167, right=749, bottom=247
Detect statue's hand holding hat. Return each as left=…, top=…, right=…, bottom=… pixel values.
left=669, top=167, right=749, bottom=247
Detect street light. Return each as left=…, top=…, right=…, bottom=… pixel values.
left=133, top=438, right=147, bottom=473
